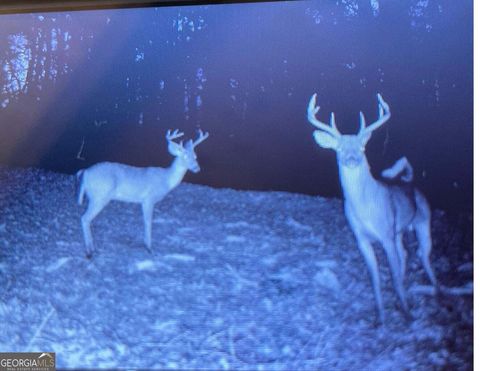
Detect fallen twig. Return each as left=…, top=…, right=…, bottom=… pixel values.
left=27, top=303, right=56, bottom=350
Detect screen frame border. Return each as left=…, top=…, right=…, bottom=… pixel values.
left=0, top=0, right=286, bottom=14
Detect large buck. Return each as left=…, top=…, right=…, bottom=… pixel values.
left=307, top=93, right=437, bottom=323
left=77, top=129, right=209, bottom=258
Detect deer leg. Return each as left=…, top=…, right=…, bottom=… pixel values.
left=142, top=202, right=154, bottom=252
left=413, top=190, right=437, bottom=288
left=81, top=197, right=109, bottom=258
left=356, top=237, right=385, bottom=324
left=414, top=220, right=437, bottom=288
left=395, top=233, right=407, bottom=283
left=384, top=239, right=410, bottom=317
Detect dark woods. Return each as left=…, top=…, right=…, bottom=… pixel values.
left=0, top=1, right=473, bottom=212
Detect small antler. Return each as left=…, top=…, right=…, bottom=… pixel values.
left=307, top=94, right=341, bottom=138
left=358, top=93, right=391, bottom=135
left=192, top=129, right=209, bottom=148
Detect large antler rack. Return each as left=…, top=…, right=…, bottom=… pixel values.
left=307, top=94, right=341, bottom=138
left=358, top=93, right=391, bottom=135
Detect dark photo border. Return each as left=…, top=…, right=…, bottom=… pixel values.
left=0, top=0, right=283, bottom=15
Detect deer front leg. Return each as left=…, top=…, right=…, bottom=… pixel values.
left=383, top=238, right=410, bottom=317
left=356, top=236, right=385, bottom=325
left=142, top=201, right=154, bottom=253
left=395, top=233, right=407, bottom=283
left=346, top=205, right=385, bottom=324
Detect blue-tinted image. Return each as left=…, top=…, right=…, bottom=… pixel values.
left=0, top=1, right=472, bottom=369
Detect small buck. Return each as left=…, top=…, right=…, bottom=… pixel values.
left=307, top=93, right=437, bottom=323
left=77, top=129, right=209, bottom=258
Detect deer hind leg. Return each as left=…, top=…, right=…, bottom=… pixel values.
left=395, top=233, right=407, bottom=283
left=142, top=202, right=154, bottom=252
left=414, top=220, right=437, bottom=288
left=81, top=196, right=110, bottom=258
left=356, top=237, right=385, bottom=324
left=413, top=190, right=438, bottom=288
left=384, top=239, right=410, bottom=317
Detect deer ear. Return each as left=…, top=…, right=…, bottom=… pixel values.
left=313, top=130, right=338, bottom=150
left=359, top=131, right=372, bottom=146
left=168, top=142, right=184, bottom=156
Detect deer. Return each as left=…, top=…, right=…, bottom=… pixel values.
left=77, top=129, right=209, bottom=258
left=306, top=93, right=438, bottom=323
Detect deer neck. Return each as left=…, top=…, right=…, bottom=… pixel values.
left=166, top=157, right=188, bottom=191
left=338, top=157, right=379, bottom=206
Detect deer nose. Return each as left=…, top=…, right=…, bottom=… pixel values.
left=192, top=165, right=200, bottom=173
left=344, top=155, right=360, bottom=168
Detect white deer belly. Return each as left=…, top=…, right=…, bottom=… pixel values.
left=112, top=182, right=151, bottom=202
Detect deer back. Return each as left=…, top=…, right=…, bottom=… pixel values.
left=83, top=162, right=171, bottom=203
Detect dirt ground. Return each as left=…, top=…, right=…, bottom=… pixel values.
left=0, top=168, right=473, bottom=369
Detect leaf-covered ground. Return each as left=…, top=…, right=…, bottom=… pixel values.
left=0, top=168, right=473, bottom=369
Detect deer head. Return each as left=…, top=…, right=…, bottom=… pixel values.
left=307, top=93, right=390, bottom=169
left=166, top=129, right=209, bottom=173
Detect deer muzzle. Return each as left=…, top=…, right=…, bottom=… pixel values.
left=342, top=155, right=362, bottom=169
left=191, top=165, right=200, bottom=173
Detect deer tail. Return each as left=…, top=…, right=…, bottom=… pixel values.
left=76, top=169, right=85, bottom=205
left=381, top=156, right=414, bottom=183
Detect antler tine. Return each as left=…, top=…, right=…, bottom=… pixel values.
left=330, top=112, right=339, bottom=133
left=192, top=129, right=210, bottom=147
left=166, top=129, right=184, bottom=142
left=359, top=111, right=366, bottom=131
left=307, top=94, right=341, bottom=137
left=361, top=93, right=391, bottom=134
